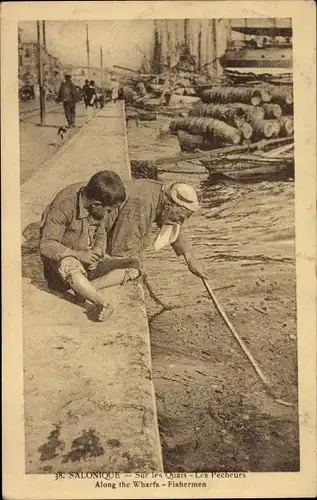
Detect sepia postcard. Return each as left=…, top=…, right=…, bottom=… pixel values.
left=2, top=1, right=316, bottom=499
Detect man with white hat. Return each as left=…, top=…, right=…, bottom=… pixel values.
left=106, top=178, right=208, bottom=280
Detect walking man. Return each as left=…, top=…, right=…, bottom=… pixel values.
left=39, top=171, right=141, bottom=322
left=106, top=179, right=208, bottom=280
left=82, top=79, right=90, bottom=108
left=84, top=80, right=97, bottom=122
left=57, top=73, right=80, bottom=127
left=110, top=78, right=120, bottom=103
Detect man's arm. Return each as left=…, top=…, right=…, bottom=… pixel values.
left=171, top=226, right=208, bottom=279
left=39, top=206, right=74, bottom=261
left=170, top=226, right=193, bottom=255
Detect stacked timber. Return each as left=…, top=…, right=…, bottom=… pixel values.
left=279, top=116, right=294, bottom=137
left=189, top=103, right=254, bottom=139
left=189, top=103, right=247, bottom=128
left=201, top=86, right=271, bottom=106
left=263, top=103, right=282, bottom=119
left=170, top=117, right=242, bottom=148
left=171, top=82, right=294, bottom=151
left=261, top=85, right=293, bottom=114
left=230, top=103, right=265, bottom=121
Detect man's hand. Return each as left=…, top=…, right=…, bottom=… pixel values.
left=184, top=252, right=209, bottom=280
left=76, top=250, right=102, bottom=266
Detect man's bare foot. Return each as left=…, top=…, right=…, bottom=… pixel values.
left=95, top=303, right=114, bottom=322
left=125, top=268, right=141, bottom=282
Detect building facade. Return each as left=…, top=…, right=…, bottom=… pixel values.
left=18, top=28, right=64, bottom=92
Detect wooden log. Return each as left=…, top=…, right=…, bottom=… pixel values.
left=206, top=119, right=241, bottom=145
left=271, top=120, right=281, bottom=137
left=150, top=136, right=294, bottom=166
left=208, top=163, right=294, bottom=181
left=201, top=86, right=271, bottom=105
left=203, top=157, right=294, bottom=181
left=230, top=103, right=265, bottom=121
left=169, top=117, right=241, bottom=145
left=239, top=122, right=253, bottom=140
left=138, top=111, right=157, bottom=121
left=267, top=85, right=293, bottom=105
left=250, top=119, right=275, bottom=139
left=189, top=103, right=247, bottom=128
left=263, top=103, right=282, bottom=119
left=279, top=116, right=294, bottom=136
left=177, top=130, right=210, bottom=152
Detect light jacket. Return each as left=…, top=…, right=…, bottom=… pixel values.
left=39, top=182, right=109, bottom=262
left=106, top=179, right=192, bottom=257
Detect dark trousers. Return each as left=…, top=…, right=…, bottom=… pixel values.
left=63, top=101, right=76, bottom=126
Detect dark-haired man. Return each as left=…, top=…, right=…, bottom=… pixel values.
left=82, top=79, right=90, bottom=108
left=57, top=74, right=80, bottom=127
left=85, top=80, right=97, bottom=122
left=39, top=171, right=141, bottom=321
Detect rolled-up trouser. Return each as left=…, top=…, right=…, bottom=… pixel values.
left=42, top=255, right=141, bottom=293
left=63, top=101, right=76, bottom=126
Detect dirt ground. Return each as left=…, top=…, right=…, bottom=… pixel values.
left=127, top=117, right=299, bottom=472
left=20, top=103, right=87, bottom=184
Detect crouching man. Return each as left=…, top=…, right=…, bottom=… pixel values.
left=106, top=179, right=208, bottom=280
left=39, top=170, right=141, bottom=322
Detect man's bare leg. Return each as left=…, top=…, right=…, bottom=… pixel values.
left=66, top=271, right=113, bottom=322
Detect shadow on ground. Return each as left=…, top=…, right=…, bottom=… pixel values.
left=22, top=221, right=47, bottom=289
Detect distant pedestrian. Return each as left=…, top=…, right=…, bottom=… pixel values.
left=110, top=78, right=120, bottom=103
left=56, top=74, right=80, bottom=127
left=82, top=79, right=90, bottom=108
left=85, top=80, right=97, bottom=122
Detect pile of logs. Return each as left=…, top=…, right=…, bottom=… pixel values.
left=170, top=84, right=293, bottom=149
left=170, top=117, right=242, bottom=146
left=201, top=86, right=272, bottom=106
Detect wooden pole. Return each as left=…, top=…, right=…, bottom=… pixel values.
left=198, top=22, right=202, bottom=70
left=86, top=23, right=90, bottom=79
left=206, top=21, right=210, bottom=73
left=211, top=19, right=218, bottom=76
left=244, top=18, right=248, bottom=42
left=201, top=278, right=293, bottom=407
left=227, top=19, right=232, bottom=44
left=166, top=20, right=171, bottom=77
left=36, top=21, right=45, bottom=125
left=41, top=21, right=47, bottom=117
left=184, top=19, right=190, bottom=53
left=42, top=20, right=46, bottom=49
left=100, top=46, right=104, bottom=98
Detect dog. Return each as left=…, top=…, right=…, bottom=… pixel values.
left=57, top=125, right=68, bottom=146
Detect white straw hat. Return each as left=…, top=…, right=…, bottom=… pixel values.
left=163, top=182, right=200, bottom=212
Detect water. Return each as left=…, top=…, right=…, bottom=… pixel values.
left=127, top=116, right=298, bottom=472
left=127, top=117, right=294, bottom=301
